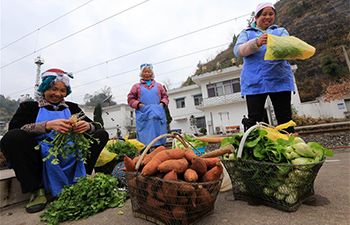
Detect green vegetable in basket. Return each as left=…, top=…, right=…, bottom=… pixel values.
left=292, top=142, right=316, bottom=157
left=277, top=184, right=297, bottom=195
left=285, top=192, right=298, bottom=205
left=106, top=141, right=139, bottom=158
left=263, top=187, right=274, bottom=196
left=274, top=192, right=286, bottom=201
left=291, top=157, right=314, bottom=165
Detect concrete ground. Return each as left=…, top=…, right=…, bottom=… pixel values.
left=0, top=149, right=349, bottom=225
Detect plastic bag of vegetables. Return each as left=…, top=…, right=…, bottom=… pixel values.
left=264, top=34, right=316, bottom=60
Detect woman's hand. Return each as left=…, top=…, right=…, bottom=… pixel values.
left=257, top=34, right=268, bottom=47
left=72, top=121, right=90, bottom=134
left=45, top=119, right=72, bottom=134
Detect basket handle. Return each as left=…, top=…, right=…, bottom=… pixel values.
left=135, top=132, right=186, bottom=170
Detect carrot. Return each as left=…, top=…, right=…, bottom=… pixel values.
left=142, top=145, right=166, bottom=165
left=184, top=168, right=198, bottom=182
left=200, top=163, right=223, bottom=182
left=163, top=169, right=178, bottom=181
left=183, top=148, right=198, bottom=161
left=124, top=154, right=135, bottom=172
left=147, top=194, right=165, bottom=208
left=190, top=157, right=207, bottom=176
left=155, top=188, right=167, bottom=202
left=178, top=182, right=196, bottom=208
left=196, top=184, right=213, bottom=209
left=141, top=148, right=185, bottom=176
left=171, top=206, right=187, bottom=221
left=158, top=158, right=188, bottom=173
left=163, top=170, right=178, bottom=204
left=202, top=157, right=221, bottom=168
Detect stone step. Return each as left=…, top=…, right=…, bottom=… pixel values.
left=0, top=169, right=30, bottom=209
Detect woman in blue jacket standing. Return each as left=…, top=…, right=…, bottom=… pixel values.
left=234, top=2, right=295, bottom=133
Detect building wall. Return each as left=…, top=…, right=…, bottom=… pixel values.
left=79, top=104, right=135, bottom=139
left=300, top=97, right=349, bottom=119
left=167, top=85, right=205, bottom=134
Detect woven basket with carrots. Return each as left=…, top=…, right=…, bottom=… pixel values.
left=123, top=133, right=234, bottom=225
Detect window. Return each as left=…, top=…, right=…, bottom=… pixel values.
left=176, top=98, right=185, bottom=108
left=206, top=78, right=241, bottom=97
left=193, top=94, right=203, bottom=106
left=196, top=116, right=206, bottom=128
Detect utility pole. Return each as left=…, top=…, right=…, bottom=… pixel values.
left=341, top=45, right=350, bottom=73
left=34, top=56, right=44, bottom=100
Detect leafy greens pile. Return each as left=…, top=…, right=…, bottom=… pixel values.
left=220, top=128, right=333, bottom=164
left=106, top=141, right=139, bottom=158
left=40, top=173, right=127, bottom=225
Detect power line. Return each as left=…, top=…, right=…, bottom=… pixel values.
left=1, top=0, right=94, bottom=50
left=73, top=12, right=250, bottom=74
left=0, top=0, right=151, bottom=69
left=8, top=42, right=229, bottom=98
left=73, top=42, right=229, bottom=89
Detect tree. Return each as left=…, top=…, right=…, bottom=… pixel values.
left=93, top=103, right=104, bottom=127
left=84, top=86, right=116, bottom=107
left=321, top=53, right=344, bottom=81
left=0, top=94, right=19, bottom=122
left=322, top=78, right=350, bottom=103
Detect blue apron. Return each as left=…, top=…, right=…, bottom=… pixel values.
left=35, top=107, right=86, bottom=196
left=240, top=28, right=295, bottom=97
left=136, top=83, right=167, bottom=147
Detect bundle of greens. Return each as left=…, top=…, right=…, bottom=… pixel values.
left=106, top=141, right=139, bottom=158
left=220, top=127, right=333, bottom=164
left=35, top=113, right=99, bottom=165
left=40, top=173, right=127, bottom=225
left=175, top=133, right=208, bottom=149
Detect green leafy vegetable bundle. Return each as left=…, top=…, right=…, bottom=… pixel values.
left=220, top=127, right=333, bottom=164
left=40, top=173, right=127, bottom=225
left=106, top=141, right=139, bottom=158
left=175, top=133, right=208, bottom=148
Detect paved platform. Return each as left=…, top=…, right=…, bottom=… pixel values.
left=0, top=149, right=349, bottom=225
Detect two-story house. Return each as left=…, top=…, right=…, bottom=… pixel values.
left=167, top=65, right=302, bottom=135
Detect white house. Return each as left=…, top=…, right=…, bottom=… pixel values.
left=167, top=65, right=302, bottom=135
left=79, top=103, right=136, bottom=139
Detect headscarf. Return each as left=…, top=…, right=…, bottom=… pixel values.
left=252, top=2, right=275, bottom=27
left=139, top=63, right=155, bottom=79
left=37, top=68, right=74, bottom=96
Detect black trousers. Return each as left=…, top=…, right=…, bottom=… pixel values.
left=245, top=91, right=294, bottom=133
left=0, top=129, right=108, bottom=194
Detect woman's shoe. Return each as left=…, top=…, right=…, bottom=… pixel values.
left=25, top=188, right=47, bottom=213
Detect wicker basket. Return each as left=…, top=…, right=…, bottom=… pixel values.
left=126, top=132, right=223, bottom=225
left=125, top=171, right=222, bottom=225
left=222, top=159, right=324, bottom=212
left=222, top=123, right=325, bottom=212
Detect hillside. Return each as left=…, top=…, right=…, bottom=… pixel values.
left=191, top=0, right=350, bottom=102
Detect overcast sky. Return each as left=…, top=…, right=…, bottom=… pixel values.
left=1, top=0, right=277, bottom=105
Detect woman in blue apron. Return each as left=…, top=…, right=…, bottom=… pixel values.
left=234, top=2, right=295, bottom=134
left=1, top=68, right=108, bottom=213
left=127, top=63, right=169, bottom=148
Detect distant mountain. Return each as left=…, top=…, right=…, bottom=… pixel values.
left=190, top=0, right=350, bottom=102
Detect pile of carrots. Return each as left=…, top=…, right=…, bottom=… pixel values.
left=122, top=146, right=224, bottom=224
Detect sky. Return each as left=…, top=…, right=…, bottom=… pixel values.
left=1, top=0, right=278, bottom=105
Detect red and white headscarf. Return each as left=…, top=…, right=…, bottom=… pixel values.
left=41, top=68, right=74, bottom=87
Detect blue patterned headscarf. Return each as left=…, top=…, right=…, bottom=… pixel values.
left=139, top=63, right=155, bottom=79
left=37, top=68, right=73, bottom=96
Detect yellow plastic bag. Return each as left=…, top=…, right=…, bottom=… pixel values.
left=265, top=34, right=316, bottom=60
left=261, top=120, right=296, bottom=141
left=125, top=135, right=145, bottom=151
left=95, top=146, right=117, bottom=167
